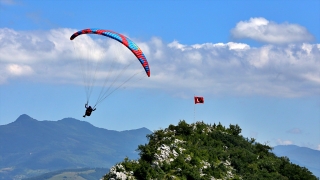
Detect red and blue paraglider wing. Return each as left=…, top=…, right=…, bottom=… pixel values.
left=70, top=28, right=150, bottom=77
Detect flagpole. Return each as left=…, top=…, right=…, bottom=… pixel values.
left=194, top=95, right=204, bottom=123
left=194, top=95, right=195, bottom=122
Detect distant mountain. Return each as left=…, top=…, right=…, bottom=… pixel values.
left=273, top=145, right=320, bottom=178
left=23, top=167, right=109, bottom=180
left=0, top=114, right=152, bottom=180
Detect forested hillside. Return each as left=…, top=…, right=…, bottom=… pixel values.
left=103, top=120, right=318, bottom=180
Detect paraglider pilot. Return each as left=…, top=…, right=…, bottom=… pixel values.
left=83, top=104, right=96, bottom=118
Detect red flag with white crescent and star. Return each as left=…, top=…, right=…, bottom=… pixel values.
left=194, top=96, right=204, bottom=104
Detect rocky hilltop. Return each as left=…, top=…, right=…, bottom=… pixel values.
left=103, top=120, right=317, bottom=180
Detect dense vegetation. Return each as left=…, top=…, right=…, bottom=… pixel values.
left=103, top=120, right=318, bottom=180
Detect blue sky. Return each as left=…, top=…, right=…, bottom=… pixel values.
left=0, top=0, right=319, bottom=150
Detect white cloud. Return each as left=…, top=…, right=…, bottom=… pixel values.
left=277, top=139, right=293, bottom=145
left=231, top=17, right=315, bottom=44
left=317, top=145, right=320, bottom=151
left=6, top=64, right=34, bottom=76
left=168, top=40, right=187, bottom=51
left=1, top=28, right=319, bottom=98
left=226, top=42, right=250, bottom=50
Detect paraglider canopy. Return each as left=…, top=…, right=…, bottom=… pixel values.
left=70, top=28, right=150, bottom=77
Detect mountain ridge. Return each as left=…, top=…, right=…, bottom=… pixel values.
left=273, top=145, right=320, bottom=177
left=1, top=115, right=318, bottom=179
left=0, top=114, right=152, bottom=180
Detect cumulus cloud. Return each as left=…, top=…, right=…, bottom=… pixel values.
left=231, top=17, right=315, bottom=44
left=6, top=64, right=34, bottom=76
left=317, top=145, right=320, bottom=151
left=277, top=139, right=293, bottom=145
left=0, top=28, right=319, bottom=98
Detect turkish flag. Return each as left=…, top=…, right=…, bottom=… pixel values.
left=194, top=96, right=204, bottom=104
